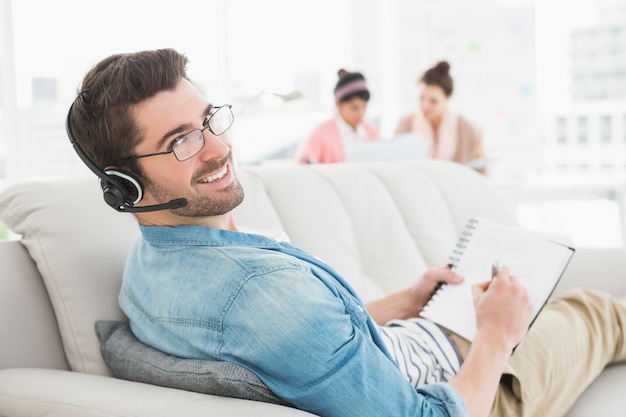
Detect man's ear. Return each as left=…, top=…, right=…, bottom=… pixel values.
left=100, top=168, right=144, bottom=208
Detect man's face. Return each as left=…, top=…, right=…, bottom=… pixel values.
left=132, top=79, right=244, bottom=221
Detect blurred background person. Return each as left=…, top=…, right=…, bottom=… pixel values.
left=296, top=69, right=378, bottom=164
left=395, top=61, right=487, bottom=174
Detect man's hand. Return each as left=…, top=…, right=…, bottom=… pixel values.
left=450, top=267, right=534, bottom=417
left=365, top=265, right=463, bottom=325
left=411, top=265, right=464, bottom=313
left=472, top=266, right=533, bottom=350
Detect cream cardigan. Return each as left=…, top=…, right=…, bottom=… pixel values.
left=395, top=109, right=485, bottom=166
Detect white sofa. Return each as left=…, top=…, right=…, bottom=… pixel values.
left=1, top=159, right=625, bottom=416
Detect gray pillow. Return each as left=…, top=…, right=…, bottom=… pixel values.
left=95, top=321, right=289, bottom=406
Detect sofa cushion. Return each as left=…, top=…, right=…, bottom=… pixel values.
left=0, top=170, right=283, bottom=376
left=95, top=321, right=288, bottom=406
left=0, top=176, right=139, bottom=375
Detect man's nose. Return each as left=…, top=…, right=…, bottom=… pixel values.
left=198, top=132, right=230, bottom=160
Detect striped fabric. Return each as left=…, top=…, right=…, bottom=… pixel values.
left=377, top=318, right=462, bottom=388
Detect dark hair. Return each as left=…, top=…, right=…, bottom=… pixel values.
left=420, top=61, right=454, bottom=97
left=67, top=48, right=189, bottom=177
left=334, top=69, right=370, bottom=103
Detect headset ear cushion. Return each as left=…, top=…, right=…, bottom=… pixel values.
left=104, top=169, right=143, bottom=205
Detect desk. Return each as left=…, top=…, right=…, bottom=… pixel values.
left=490, top=173, right=626, bottom=246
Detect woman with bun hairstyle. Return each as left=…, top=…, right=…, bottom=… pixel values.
left=296, top=69, right=378, bottom=164
left=396, top=61, right=487, bottom=173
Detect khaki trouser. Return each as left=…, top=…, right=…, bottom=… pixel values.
left=446, top=289, right=626, bottom=417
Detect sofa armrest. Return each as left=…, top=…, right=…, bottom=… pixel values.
left=0, top=241, right=69, bottom=370
left=555, top=246, right=626, bottom=297
left=0, top=369, right=315, bottom=417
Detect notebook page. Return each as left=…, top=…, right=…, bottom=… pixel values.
left=421, top=217, right=575, bottom=341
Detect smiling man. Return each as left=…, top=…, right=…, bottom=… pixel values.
left=126, top=89, right=243, bottom=226
left=66, top=49, right=626, bottom=417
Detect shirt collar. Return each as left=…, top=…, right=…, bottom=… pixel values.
left=139, top=224, right=285, bottom=250
left=336, top=114, right=368, bottom=140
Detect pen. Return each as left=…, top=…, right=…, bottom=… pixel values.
left=491, top=260, right=499, bottom=279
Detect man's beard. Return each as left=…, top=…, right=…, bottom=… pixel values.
left=142, top=156, right=245, bottom=218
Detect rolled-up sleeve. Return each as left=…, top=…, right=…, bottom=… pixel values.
left=418, top=383, right=468, bottom=417
left=221, top=266, right=468, bottom=417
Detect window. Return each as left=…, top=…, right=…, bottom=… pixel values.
left=600, top=115, right=611, bottom=144
left=557, top=117, right=568, bottom=144
left=578, top=116, right=589, bottom=144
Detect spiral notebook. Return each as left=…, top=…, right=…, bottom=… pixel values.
left=421, top=217, right=575, bottom=342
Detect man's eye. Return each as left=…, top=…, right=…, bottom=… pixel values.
left=170, top=135, right=187, bottom=151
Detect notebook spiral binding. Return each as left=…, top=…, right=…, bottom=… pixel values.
left=448, top=218, right=479, bottom=268
left=424, top=218, right=479, bottom=311
left=421, top=216, right=574, bottom=342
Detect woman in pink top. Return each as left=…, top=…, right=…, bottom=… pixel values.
left=395, top=61, right=487, bottom=174
left=297, top=69, right=378, bottom=164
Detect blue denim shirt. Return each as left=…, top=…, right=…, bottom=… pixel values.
left=119, top=225, right=467, bottom=417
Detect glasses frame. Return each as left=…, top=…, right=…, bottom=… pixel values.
left=124, top=104, right=233, bottom=162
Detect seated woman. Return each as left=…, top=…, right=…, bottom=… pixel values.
left=396, top=61, right=487, bottom=173
left=296, top=69, right=378, bottom=164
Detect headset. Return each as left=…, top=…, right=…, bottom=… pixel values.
left=65, top=103, right=188, bottom=213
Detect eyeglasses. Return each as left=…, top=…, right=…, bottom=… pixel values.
left=125, top=104, right=234, bottom=162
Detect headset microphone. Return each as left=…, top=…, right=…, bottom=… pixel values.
left=116, top=197, right=188, bottom=213
left=65, top=103, right=188, bottom=213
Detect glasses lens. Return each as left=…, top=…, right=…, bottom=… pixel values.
left=209, top=106, right=234, bottom=135
left=173, top=130, right=204, bottom=161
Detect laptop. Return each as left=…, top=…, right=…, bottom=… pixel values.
left=347, top=133, right=430, bottom=162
